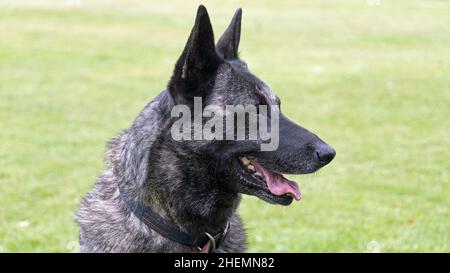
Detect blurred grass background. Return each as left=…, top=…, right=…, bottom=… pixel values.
left=0, top=0, right=449, bottom=252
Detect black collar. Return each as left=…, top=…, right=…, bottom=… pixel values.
left=118, top=186, right=230, bottom=252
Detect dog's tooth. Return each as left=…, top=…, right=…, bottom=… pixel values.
left=240, top=157, right=250, bottom=166
left=254, top=172, right=262, bottom=177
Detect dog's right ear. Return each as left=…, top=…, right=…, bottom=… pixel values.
left=168, top=5, right=221, bottom=104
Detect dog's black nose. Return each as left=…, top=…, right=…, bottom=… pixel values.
left=315, top=144, right=336, bottom=164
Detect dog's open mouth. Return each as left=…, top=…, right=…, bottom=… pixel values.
left=237, top=156, right=301, bottom=205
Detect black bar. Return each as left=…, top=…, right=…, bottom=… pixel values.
left=0, top=253, right=446, bottom=272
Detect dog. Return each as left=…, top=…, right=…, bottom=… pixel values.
left=77, top=5, right=335, bottom=253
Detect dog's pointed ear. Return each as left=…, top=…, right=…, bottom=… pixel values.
left=216, top=8, right=242, bottom=60
left=168, top=5, right=221, bottom=104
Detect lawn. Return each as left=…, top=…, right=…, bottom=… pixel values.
left=0, top=0, right=448, bottom=252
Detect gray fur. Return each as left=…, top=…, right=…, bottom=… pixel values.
left=77, top=91, right=246, bottom=253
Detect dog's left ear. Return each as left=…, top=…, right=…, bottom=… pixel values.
left=216, top=8, right=242, bottom=60
left=168, top=5, right=221, bottom=104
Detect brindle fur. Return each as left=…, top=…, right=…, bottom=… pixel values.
left=77, top=6, right=335, bottom=253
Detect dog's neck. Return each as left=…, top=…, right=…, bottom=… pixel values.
left=114, top=91, right=240, bottom=236
left=140, top=147, right=241, bottom=236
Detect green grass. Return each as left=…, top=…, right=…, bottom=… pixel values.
left=0, top=0, right=449, bottom=252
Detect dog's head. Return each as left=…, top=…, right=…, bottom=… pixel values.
left=166, top=6, right=335, bottom=206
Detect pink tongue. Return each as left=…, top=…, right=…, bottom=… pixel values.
left=251, top=160, right=301, bottom=201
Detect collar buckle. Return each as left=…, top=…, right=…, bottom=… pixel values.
left=204, top=232, right=217, bottom=252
